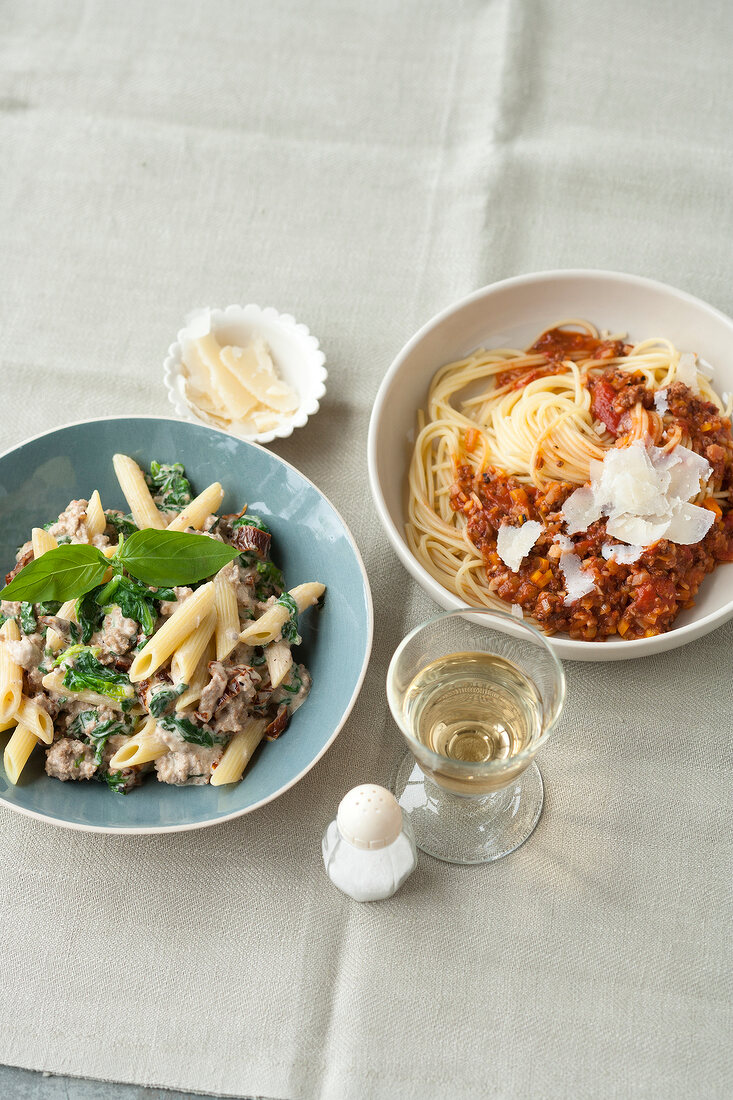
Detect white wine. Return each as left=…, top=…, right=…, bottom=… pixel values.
left=402, top=651, right=542, bottom=792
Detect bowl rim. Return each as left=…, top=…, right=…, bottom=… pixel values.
left=0, top=414, right=374, bottom=834
left=367, top=268, right=733, bottom=661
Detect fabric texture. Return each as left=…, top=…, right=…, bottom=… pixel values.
left=1, top=1, right=732, bottom=1097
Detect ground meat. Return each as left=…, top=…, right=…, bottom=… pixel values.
left=47, top=499, right=91, bottom=544
left=0, top=600, right=21, bottom=619
left=45, top=739, right=97, bottom=781
left=155, top=742, right=223, bottom=785
left=95, top=607, right=138, bottom=655
left=158, top=586, right=193, bottom=618
left=5, top=634, right=44, bottom=670
left=197, top=662, right=229, bottom=721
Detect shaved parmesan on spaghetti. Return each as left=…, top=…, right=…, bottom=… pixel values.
left=510, top=603, right=524, bottom=619
left=664, top=501, right=715, bottom=544
left=601, top=543, right=645, bottom=565
left=653, top=388, right=669, bottom=415
left=557, top=547, right=596, bottom=606
left=561, top=486, right=601, bottom=534
left=676, top=351, right=700, bottom=393
left=496, top=520, right=543, bottom=573
left=562, top=439, right=713, bottom=550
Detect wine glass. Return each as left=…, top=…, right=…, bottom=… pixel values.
left=386, top=608, right=565, bottom=865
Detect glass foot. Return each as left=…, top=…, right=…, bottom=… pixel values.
left=391, top=753, right=544, bottom=865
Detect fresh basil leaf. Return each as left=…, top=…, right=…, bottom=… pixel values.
left=19, top=602, right=36, bottom=634
left=118, top=529, right=239, bottom=587
left=0, top=544, right=109, bottom=603
left=159, top=713, right=215, bottom=747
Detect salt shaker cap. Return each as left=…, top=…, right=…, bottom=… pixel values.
left=337, top=785, right=403, bottom=850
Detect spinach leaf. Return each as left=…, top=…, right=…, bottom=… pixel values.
left=0, top=612, right=7, bottom=628
left=281, top=666, right=303, bottom=695
left=105, top=510, right=139, bottom=539
left=149, top=683, right=186, bottom=717
left=0, top=544, right=109, bottom=603
left=96, top=574, right=174, bottom=637
left=231, top=513, right=270, bottom=534
left=100, top=770, right=129, bottom=794
left=76, top=587, right=105, bottom=643
left=68, top=708, right=135, bottom=764
left=37, top=600, right=61, bottom=616
left=117, top=529, right=239, bottom=587
left=19, top=602, right=36, bottom=634
left=145, top=461, right=193, bottom=513
left=159, top=714, right=215, bottom=747
left=62, top=649, right=134, bottom=703
left=276, top=592, right=300, bottom=645
left=254, top=561, right=284, bottom=601
left=251, top=645, right=266, bottom=667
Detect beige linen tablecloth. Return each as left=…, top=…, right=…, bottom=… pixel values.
left=1, top=2, right=731, bottom=1097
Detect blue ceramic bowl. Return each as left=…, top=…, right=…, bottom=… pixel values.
left=0, top=417, right=372, bottom=833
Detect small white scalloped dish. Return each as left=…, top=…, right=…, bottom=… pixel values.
left=164, top=304, right=327, bottom=444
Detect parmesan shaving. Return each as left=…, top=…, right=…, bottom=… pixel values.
left=180, top=330, right=300, bottom=437
left=510, top=603, right=524, bottom=620
left=653, top=388, right=669, bottom=415
left=561, top=439, right=713, bottom=551
left=496, top=520, right=543, bottom=573
left=601, top=543, right=645, bottom=565
left=675, top=351, right=700, bottom=394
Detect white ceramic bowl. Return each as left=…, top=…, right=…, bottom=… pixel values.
left=368, top=269, right=733, bottom=662
left=164, top=304, right=327, bottom=444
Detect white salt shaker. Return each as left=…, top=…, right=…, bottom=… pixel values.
left=322, top=784, right=417, bottom=902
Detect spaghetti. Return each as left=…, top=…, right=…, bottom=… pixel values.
left=406, top=322, right=733, bottom=639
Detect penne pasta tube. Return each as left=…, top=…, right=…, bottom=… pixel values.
left=170, top=609, right=216, bottom=686
left=108, top=717, right=169, bottom=769
left=112, top=453, right=165, bottom=530
left=214, top=566, right=240, bottom=661
left=45, top=627, right=65, bottom=654
left=0, top=716, right=17, bottom=733
left=86, top=489, right=106, bottom=538
left=41, top=670, right=135, bottom=711
left=166, top=482, right=224, bottom=531
left=57, top=599, right=78, bottom=624
left=129, top=581, right=215, bottom=682
left=265, top=639, right=293, bottom=689
left=13, top=695, right=54, bottom=745
left=175, top=638, right=214, bottom=711
left=210, top=718, right=266, bottom=786
left=0, top=619, right=23, bottom=724
left=4, top=722, right=38, bottom=785
left=31, top=527, right=58, bottom=558
left=238, top=582, right=325, bottom=646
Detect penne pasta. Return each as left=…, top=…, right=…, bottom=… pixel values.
left=238, top=582, right=325, bottom=646
left=166, top=482, right=224, bottom=532
left=214, top=566, right=240, bottom=661
left=170, top=608, right=217, bottom=686
left=112, top=453, right=165, bottom=530
left=45, top=627, right=65, bottom=654
left=210, top=718, right=266, bottom=785
left=129, top=581, right=215, bottom=682
left=13, top=695, right=53, bottom=745
left=108, top=717, right=170, bottom=769
left=31, top=527, right=58, bottom=558
left=86, top=490, right=106, bottom=538
left=175, top=638, right=214, bottom=711
left=0, top=619, right=23, bottom=724
left=57, top=598, right=79, bottom=624
left=265, top=640, right=293, bottom=689
left=4, top=722, right=38, bottom=785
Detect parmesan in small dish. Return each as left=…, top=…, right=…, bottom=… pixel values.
left=164, top=304, right=327, bottom=444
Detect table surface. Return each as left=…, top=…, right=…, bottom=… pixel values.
left=1, top=2, right=732, bottom=1099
